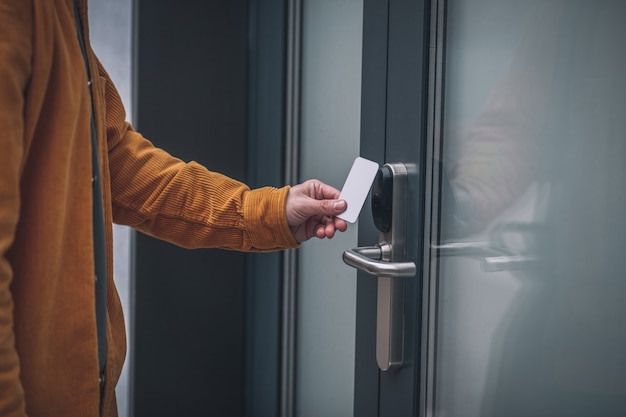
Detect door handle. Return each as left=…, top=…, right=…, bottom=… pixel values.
left=343, top=244, right=416, bottom=277
left=342, top=163, right=416, bottom=371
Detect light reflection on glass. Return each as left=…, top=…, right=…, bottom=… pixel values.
left=435, top=0, right=626, bottom=416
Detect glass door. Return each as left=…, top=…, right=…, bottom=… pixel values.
left=426, top=0, right=626, bottom=416
left=354, top=0, right=626, bottom=416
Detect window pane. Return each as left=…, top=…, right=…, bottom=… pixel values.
left=296, top=0, right=363, bottom=415
left=435, top=1, right=626, bottom=416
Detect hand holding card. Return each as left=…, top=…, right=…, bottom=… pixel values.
left=337, top=157, right=380, bottom=223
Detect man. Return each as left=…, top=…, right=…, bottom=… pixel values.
left=0, top=1, right=347, bottom=416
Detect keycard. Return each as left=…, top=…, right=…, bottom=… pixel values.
left=337, top=157, right=379, bottom=223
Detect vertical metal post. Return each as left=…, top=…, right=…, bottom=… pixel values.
left=420, top=0, right=447, bottom=415
left=282, top=0, right=302, bottom=415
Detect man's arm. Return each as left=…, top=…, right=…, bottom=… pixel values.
left=99, top=61, right=346, bottom=251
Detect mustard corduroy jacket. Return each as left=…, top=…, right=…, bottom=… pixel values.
left=0, top=1, right=298, bottom=415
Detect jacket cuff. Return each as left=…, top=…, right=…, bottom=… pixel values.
left=244, top=186, right=300, bottom=250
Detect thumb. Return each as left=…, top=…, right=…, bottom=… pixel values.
left=317, top=199, right=347, bottom=216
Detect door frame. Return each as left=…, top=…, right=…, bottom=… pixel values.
left=355, top=0, right=433, bottom=415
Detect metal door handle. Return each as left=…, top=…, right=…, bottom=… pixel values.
left=343, top=244, right=416, bottom=277
left=341, top=162, right=416, bottom=371
left=343, top=244, right=416, bottom=371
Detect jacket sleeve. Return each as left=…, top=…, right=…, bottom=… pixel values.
left=98, top=61, right=299, bottom=251
left=0, top=2, right=32, bottom=416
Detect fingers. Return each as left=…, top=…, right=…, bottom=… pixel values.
left=287, top=179, right=349, bottom=242
left=333, top=217, right=348, bottom=232
left=312, top=215, right=348, bottom=240
left=314, top=201, right=347, bottom=239
left=314, top=222, right=335, bottom=239
left=305, top=182, right=347, bottom=240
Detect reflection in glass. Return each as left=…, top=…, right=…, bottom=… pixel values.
left=434, top=0, right=626, bottom=416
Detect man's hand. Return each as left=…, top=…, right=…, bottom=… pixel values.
left=285, top=179, right=348, bottom=243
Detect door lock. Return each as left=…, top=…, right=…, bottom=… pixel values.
left=342, top=162, right=416, bottom=371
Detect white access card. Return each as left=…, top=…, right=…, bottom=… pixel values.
left=337, top=157, right=379, bottom=223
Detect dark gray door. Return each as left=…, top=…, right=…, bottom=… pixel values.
left=353, top=0, right=429, bottom=415
left=355, top=0, right=626, bottom=416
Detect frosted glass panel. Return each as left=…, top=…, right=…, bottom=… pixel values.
left=296, top=0, right=362, bottom=416
left=435, top=1, right=626, bottom=416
